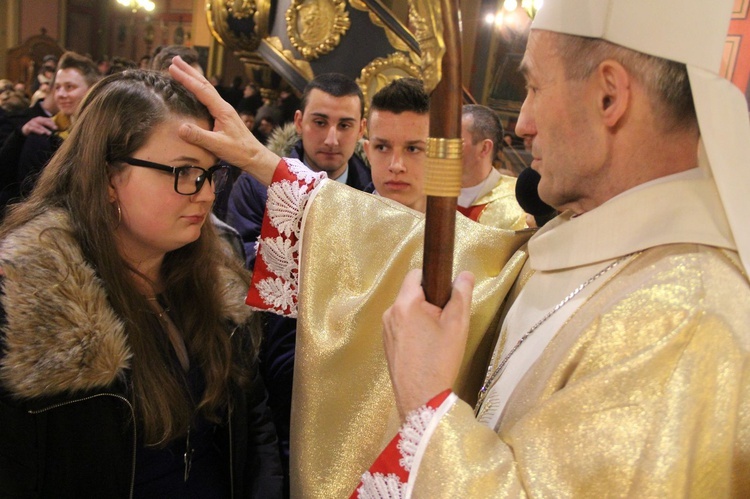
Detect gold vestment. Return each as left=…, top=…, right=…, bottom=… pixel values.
left=411, top=172, right=750, bottom=497
left=472, top=174, right=526, bottom=230
left=290, top=181, right=532, bottom=497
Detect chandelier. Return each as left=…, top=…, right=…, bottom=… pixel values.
left=116, top=0, right=155, bottom=13
left=503, top=0, right=543, bottom=19
left=485, top=0, right=542, bottom=27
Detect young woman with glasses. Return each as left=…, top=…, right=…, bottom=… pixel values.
left=0, top=70, right=282, bottom=498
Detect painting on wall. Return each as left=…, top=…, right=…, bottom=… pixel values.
left=486, top=52, right=525, bottom=113
left=478, top=10, right=532, bottom=135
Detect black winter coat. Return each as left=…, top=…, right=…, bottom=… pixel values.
left=0, top=209, right=283, bottom=498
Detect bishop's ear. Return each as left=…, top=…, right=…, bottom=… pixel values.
left=596, top=60, right=630, bottom=127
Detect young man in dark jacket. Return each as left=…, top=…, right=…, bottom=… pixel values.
left=226, top=73, right=370, bottom=497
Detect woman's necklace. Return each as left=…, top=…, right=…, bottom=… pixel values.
left=147, top=297, right=190, bottom=371
left=147, top=297, right=194, bottom=480
left=474, top=252, right=637, bottom=417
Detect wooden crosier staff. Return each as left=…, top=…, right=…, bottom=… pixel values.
left=421, top=0, right=462, bottom=307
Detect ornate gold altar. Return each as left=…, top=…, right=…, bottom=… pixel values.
left=205, top=0, right=435, bottom=104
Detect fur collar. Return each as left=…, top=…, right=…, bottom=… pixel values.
left=0, top=209, right=253, bottom=399
left=266, top=122, right=301, bottom=157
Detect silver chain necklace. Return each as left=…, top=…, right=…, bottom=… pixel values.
left=474, top=253, right=637, bottom=416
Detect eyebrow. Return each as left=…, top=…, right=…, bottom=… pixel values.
left=518, top=57, right=531, bottom=79
left=310, top=112, right=358, bottom=123
left=169, top=155, right=218, bottom=166
left=370, top=137, right=426, bottom=145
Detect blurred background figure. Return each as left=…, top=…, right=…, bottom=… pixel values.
left=224, top=75, right=244, bottom=108
left=457, top=104, right=526, bottom=229
left=152, top=45, right=203, bottom=75
left=96, top=57, right=111, bottom=75
left=238, top=82, right=263, bottom=116
left=29, top=54, right=57, bottom=95
left=254, top=89, right=283, bottom=133
left=138, top=54, right=151, bottom=69
left=254, top=116, right=277, bottom=145
left=0, top=51, right=100, bottom=217
left=0, top=82, right=30, bottom=149
left=107, top=56, right=138, bottom=75
left=28, top=81, right=49, bottom=108
left=239, top=106, right=256, bottom=131
left=277, top=86, right=300, bottom=126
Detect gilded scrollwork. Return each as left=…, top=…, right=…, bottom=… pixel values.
left=408, top=0, right=444, bottom=93
left=206, top=0, right=272, bottom=53
left=264, top=37, right=315, bottom=81
left=348, top=0, right=367, bottom=10
left=226, top=0, right=255, bottom=19
left=348, top=0, right=411, bottom=52
left=286, top=0, right=351, bottom=60
left=356, top=52, right=422, bottom=111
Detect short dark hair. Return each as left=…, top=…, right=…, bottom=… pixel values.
left=58, top=51, right=101, bottom=87
left=151, top=45, right=201, bottom=72
left=554, top=33, right=697, bottom=134
left=107, top=57, right=138, bottom=75
left=369, top=77, right=429, bottom=117
left=299, top=73, right=364, bottom=118
left=462, top=104, right=504, bottom=158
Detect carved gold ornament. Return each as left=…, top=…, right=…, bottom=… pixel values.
left=206, top=0, right=272, bottom=52
left=356, top=52, right=422, bottom=112
left=348, top=0, right=411, bottom=52
left=408, top=0, right=445, bottom=93
left=226, top=0, right=255, bottom=19
left=264, top=37, right=315, bottom=81
left=286, top=0, right=351, bottom=60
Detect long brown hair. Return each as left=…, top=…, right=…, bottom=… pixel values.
left=1, top=70, right=257, bottom=445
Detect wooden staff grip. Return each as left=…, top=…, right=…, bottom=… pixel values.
left=422, top=0, right=462, bottom=307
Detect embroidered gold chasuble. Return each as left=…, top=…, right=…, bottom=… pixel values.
left=406, top=173, right=750, bottom=497
left=350, top=171, right=749, bottom=497
left=290, top=180, right=532, bottom=498
left=471, top=175, right=526, bottom=230
left=414, top=245, right=750, bottom=497
left=458, top=172, right=526, bottom=230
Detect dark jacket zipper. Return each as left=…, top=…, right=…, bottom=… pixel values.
left=29, top=393, right=137, bottom=499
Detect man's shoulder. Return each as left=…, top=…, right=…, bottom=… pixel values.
left=345, top=153, right=372, bottom=190
left=476, top=171, right=517, bottom=203
left=229, top=171, right=269, bottom=212
left=607, top=243, right=749, bottom=316
left=267, top=123, right=301, bottom=158
left=556, top=244, right=750, bottom=378
left=21, top=130, right=54, bottom=150
left=233, top=171, right=267, bottom=192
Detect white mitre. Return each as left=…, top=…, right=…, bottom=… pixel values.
left=533, top=0, right=750, bottom=275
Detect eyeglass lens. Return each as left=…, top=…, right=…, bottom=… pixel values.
left=176, top=166, right=229, bottom=195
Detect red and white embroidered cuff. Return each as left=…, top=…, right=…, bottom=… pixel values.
left=246, top=157, right=325, bottom=317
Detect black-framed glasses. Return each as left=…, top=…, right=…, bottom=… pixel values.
left=122, top=157, right=229, bottom=196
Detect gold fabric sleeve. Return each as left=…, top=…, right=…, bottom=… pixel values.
left=475, top=175, right=527, bottom=231
left=413, top=244, right=750, bottom=497
left=290, top=181, right=533, bottom=498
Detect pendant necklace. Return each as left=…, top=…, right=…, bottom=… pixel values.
left=184, top=423, right=194, bottom=482
left=149, top=296, right=194, bottom=480
left=474, top=252, right=637, bottom=417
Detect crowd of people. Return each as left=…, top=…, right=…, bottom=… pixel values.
left=1, top=0, right=749, bottom=496
left=0, top=45, right=309, bottom=223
